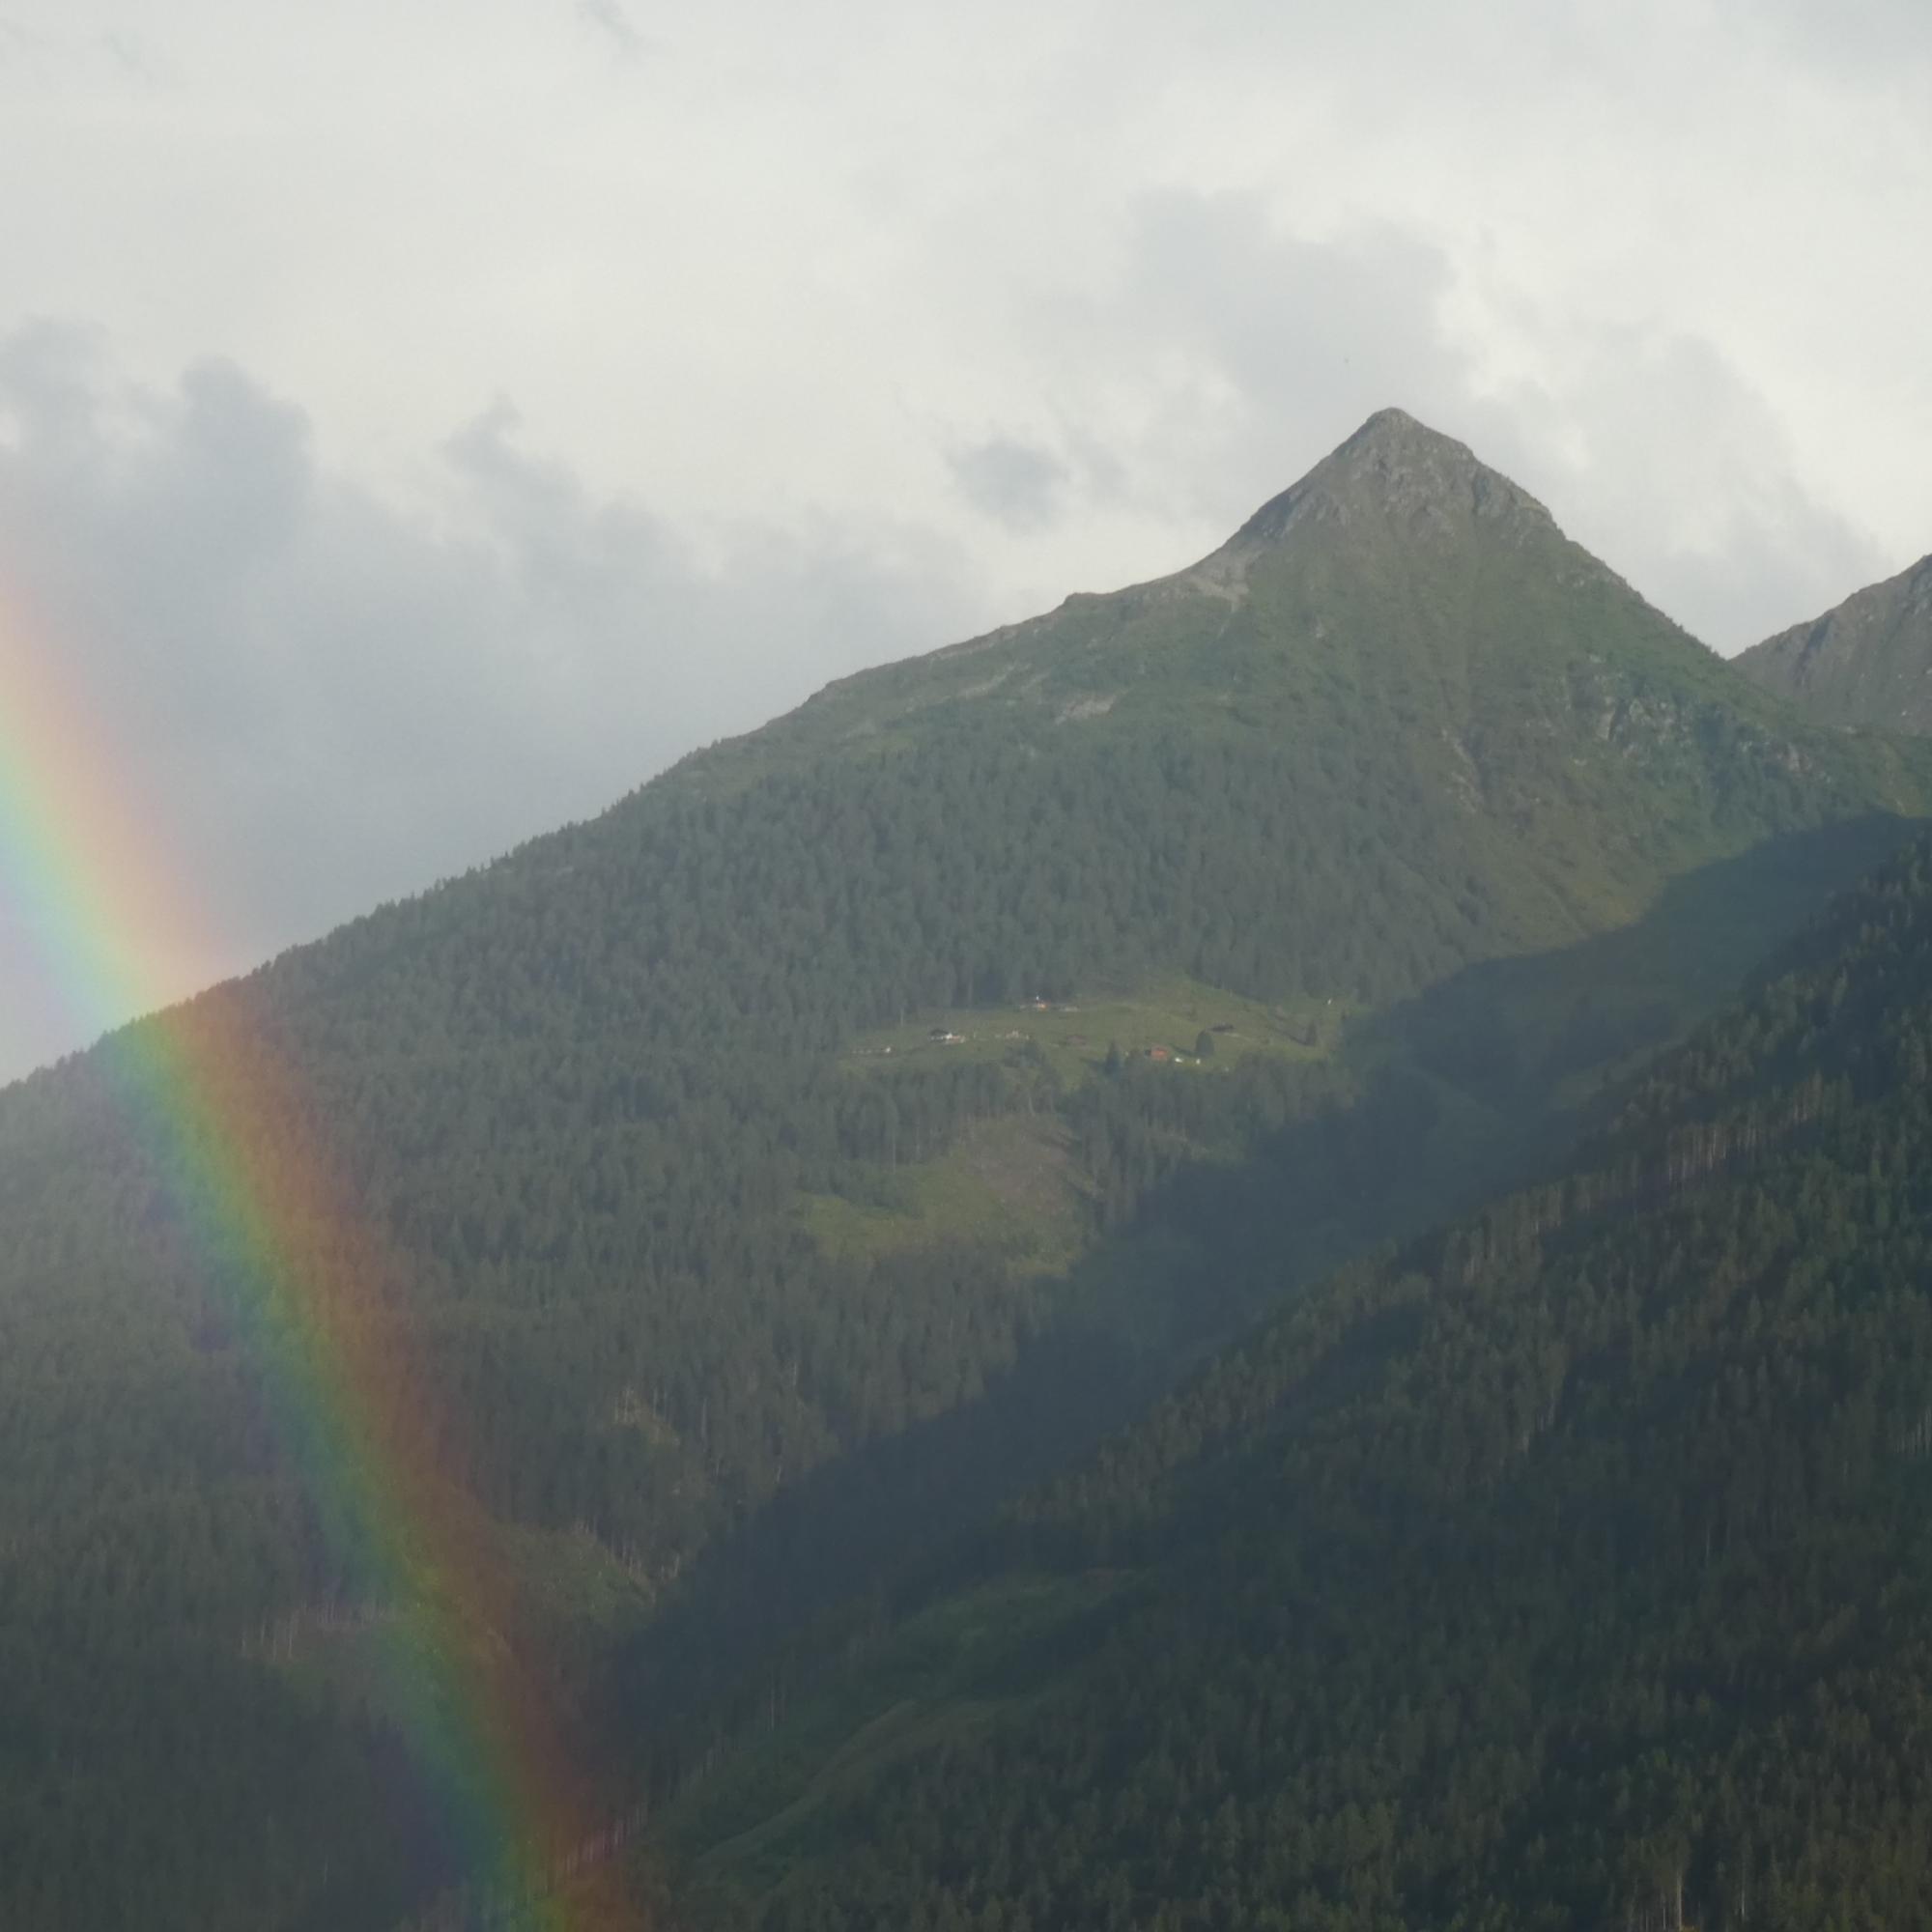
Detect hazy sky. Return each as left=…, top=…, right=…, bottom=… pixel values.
left=1, top=0, right=1929, bottom=1080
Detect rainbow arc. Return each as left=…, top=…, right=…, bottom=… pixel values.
left=0, top=589, right=638, bottom=1929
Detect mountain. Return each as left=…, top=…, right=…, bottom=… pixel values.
left=700, top=406, right=1922, bottom=974
left=1736, top=551, right=1932, bottom=730
left=663, top=834, right=1932, bottom=1932
left=4, top=410, right=1931, bottom=1929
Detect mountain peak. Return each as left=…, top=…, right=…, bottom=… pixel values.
left=1349, top=404, right=1438, bottom=443
left=1232, top=408, right=1554, bottom=549
left=1162, top=410, right=1566, bottom=611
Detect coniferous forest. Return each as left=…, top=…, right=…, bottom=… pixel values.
left=670, top=836, right=1932, bottom=1932
left=3, top=412, right=1932, bottom=1929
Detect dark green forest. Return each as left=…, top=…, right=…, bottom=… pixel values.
left=3, top=411, right=1930, bottom=1928
left=668, top=836, right=1932, bottom=1932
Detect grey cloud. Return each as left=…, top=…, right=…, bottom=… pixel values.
left=0, top=329, right=990, bottom=1082
left=1728, top=0, right=1932, bottom=74
left=0, top=16, right=46, bottom=59
left=1492, top=331, right=1894, bottom=653
left=99, top=30, right=171, bottom=86
left=947, top=438, right=1069, bottom=533
left=1102, top=193, right=1480, bottom=524
left=578, top=0, right=650, bottom=60
left=0, top=316, right=107, bottom=446
left=1121, top=195, right=1465, bottom=398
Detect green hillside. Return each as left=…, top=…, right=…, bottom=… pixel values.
left=1736, top=551, right=1932, bottom=732
left=4, top=411, right=1931, bottom=1927
left=668, top=834, right=1932, bottom=1932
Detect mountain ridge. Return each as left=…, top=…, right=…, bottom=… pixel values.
left=671, top=409, right=1885, bottom=872
left=826, top=409, right=1631, bottom=683
left=1737, top=549, right=1932, bottom=732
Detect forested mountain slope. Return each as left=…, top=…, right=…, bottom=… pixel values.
left=4, top=410, right=1931, bottom=1928
left=1737, top=550, right=1932, bottom=732
left=671, top=835, right=1932, bottom=1932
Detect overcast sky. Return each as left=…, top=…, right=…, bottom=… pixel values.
left=1, top=0, right=1929, bottom=1081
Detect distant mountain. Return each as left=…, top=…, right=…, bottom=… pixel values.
left=1737, top=550, right=1932, bottom=730
left=668, top=834, right=1932, bottom=1932
left=5, top=410, right=1931, bottom=1929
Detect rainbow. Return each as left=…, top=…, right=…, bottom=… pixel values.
left=0, top=585, right=639, bottom=1928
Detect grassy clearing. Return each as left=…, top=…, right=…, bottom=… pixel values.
left=844, top=973, right=1351, bottom=1088
left=801, top=1114, right=1090, bottom=1269
left=807, top=975, right=1354, bottom=1267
